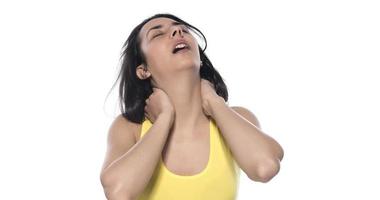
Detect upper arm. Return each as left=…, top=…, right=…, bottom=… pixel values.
left=100, top=114, right=139, bottom=176
left=230, top=106, right=261, bottom=129
left=231, top=106, right=284, bottom=162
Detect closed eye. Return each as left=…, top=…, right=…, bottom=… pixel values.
left=181, top=26, right=190, bottom=33
left=153, top=32, right=163, bottom=38
left=152, top=27, right=189, bottom=39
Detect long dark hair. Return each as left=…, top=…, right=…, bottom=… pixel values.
left=107, top=13, right=229, bottom=124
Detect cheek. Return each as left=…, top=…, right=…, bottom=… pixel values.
left=147, top=43, right=166, bottom=56
left=146, top=44, right=171, bottom=65
left=189, top=39, right=200, bottom=56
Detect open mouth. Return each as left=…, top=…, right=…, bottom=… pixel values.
left=172, top=43, right=190, bottom=54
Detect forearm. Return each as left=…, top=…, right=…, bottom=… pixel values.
left=101, top=113, right=173, bottom=199
left=209, top=97, right=283, bottom=181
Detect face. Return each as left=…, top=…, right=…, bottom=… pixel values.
left=137, top=17, right=201, bottom=81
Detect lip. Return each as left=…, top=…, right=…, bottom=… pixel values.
left=172, top=39, right=191, bottom=54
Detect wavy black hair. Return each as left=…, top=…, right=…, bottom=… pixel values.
left=106, top=13, right=229, bottom=124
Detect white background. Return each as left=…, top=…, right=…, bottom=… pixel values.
left=1, top=0, right=379, bottom=199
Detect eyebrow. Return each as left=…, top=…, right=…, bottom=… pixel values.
left=145, top=21, right=183, bottom=38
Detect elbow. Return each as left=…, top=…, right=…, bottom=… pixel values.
left=106, top=192, right=135, bottom=200
left=248, top=158, right=281, bottom=183
left=277, top=144, right=285, bottom=162
left=104, top=191, right=134, bottom=200
left=100, top=172, right=134, bottom=200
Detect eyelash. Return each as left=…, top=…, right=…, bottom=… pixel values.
left=153, top=28, right=189, bottom=38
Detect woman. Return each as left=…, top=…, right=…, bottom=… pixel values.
left=100, top=13, right=284, bottom=200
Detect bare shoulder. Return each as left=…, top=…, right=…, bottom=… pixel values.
left=100, top=114, right=142, bottom=172
left=110, top=114, right=142, bottom=142
left=230, top=106, right=261, bottom=129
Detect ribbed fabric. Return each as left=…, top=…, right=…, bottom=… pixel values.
left=137, top=117, right=240, bottom=200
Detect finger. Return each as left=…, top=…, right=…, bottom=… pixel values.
left=145, top=112, right=152, bottom=122
left=207, top=80, right=214, bottom=87
left=202, top=79, right=210, bottom=85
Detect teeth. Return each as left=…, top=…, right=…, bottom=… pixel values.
left=175, top=43, right=187, bottom=49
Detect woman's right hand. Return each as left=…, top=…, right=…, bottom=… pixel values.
left=144, top=87, right=175, bottom=124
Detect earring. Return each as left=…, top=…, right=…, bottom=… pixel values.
left=200, top=61, right=203, bottom=66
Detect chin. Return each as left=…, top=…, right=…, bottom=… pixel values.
left=173, top=59, right=199, bottom=70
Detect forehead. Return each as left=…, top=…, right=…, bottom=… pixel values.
left=140, top=17, right=178, bottom=37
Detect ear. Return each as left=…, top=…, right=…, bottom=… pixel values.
left=136, top=64, right=151, bottom=80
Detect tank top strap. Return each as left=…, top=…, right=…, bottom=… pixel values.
left=211, top=118, right=241, bottom=177
left=139, top=117, right=239, bottom=177
left=137, top=117, right=240, bottom=200
left=140, top=117, right=152, bottom=138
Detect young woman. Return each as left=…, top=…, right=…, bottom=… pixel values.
left=100, top=13, right=284, bottom=200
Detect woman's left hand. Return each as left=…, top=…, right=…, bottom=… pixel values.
left=200, top=79, right=223, bottom=117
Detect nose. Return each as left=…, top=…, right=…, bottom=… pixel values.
left=171, top=26, right=184, bottom=38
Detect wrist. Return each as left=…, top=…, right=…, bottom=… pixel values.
left=159, top=111, right=175, bottom=125
left=209, top=96, right=227, bottom=117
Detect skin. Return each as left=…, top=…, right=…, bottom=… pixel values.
left=136, top=17, right=284, bottom=181
left=136, top=17, right=205, bottom=134
left=99, top=17, right=285, bottom=199
left=136, top=17, right=213, bottom=176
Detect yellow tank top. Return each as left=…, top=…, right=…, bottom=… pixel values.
left=137, top=117, right=241, bottom=200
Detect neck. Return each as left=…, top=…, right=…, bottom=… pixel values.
left=155, top=71, right=209, bottom=137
